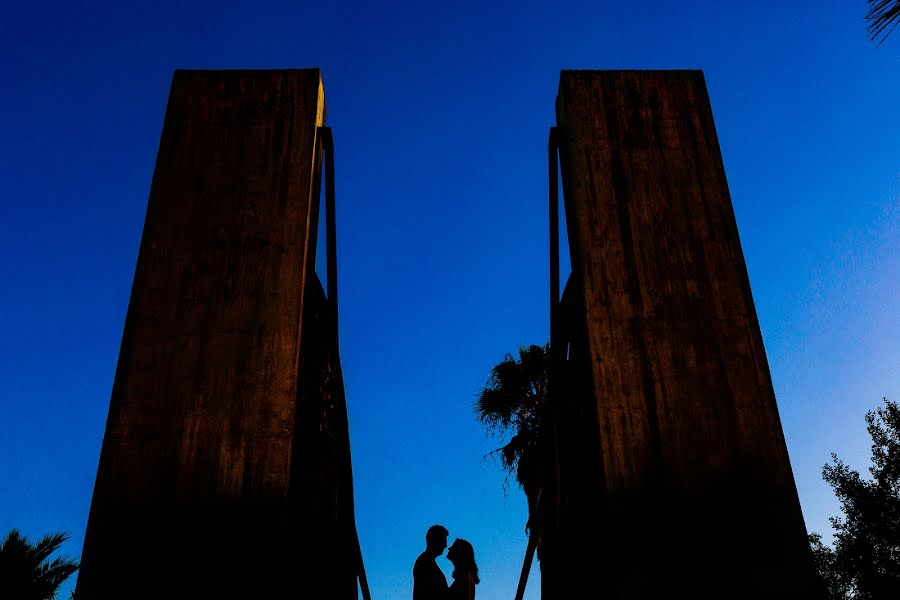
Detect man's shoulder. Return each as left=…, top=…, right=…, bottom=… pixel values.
left=413, top=551, right=433, bottom=572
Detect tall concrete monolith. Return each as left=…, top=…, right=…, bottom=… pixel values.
left=76, top=70, right=362, bottom=599
left=541, top=70, right=824, bottom=599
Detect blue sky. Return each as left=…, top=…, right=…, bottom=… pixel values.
left=1, top=1, right=897, bottom=598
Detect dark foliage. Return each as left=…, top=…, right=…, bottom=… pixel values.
left=475, top=344, right=549, bottom=529
left=809, top=532, right=852, bottom=599
left=809, top=398, right=900, bottom=599
left=0, top=530, right=79, bottom=600
left=867, top=1, right=900, bottom=44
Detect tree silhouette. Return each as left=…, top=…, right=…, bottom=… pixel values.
left=809, top=398, right=900, bottom=599
left=475, top=344, right=552, bottom=600
left=866, top=1, right=900, bottom=44
left=0, top=530, right=79, bottom=600
left=475, top=344, right=549, bottom=532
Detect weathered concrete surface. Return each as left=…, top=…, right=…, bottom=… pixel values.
left=542, top=70, right=823, bottom=599
left=76, top=70, right=359, bottom=599
left=290, top=274, right=361, bottom=598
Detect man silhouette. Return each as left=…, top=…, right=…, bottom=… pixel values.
left=413, top=525, right=449, bottom=600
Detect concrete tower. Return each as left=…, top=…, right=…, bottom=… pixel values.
left=76, top=70, right=364, bottom=599
left=540, top=70, right=824, bottom=599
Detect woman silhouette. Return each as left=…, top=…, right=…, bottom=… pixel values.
left=446, top=538, right=479, bottom=600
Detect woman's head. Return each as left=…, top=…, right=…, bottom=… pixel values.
left=446, top=538, right=480, bottom=584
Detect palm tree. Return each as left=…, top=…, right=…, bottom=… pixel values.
left=475, top=344, right=550, bottom=600
left=475, top=344, right=549, bottom=521
left=0, top=529, right=79, bottom=600
left=867, top=0, right=900, bottom=44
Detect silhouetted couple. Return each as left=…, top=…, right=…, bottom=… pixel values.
left=413, top=525, right=480, bottom=600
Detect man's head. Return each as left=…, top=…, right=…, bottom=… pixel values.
left=425, top=524, right=449, bottom=556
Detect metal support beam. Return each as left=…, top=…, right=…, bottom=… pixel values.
left=322, top=127, right=339, bottom=333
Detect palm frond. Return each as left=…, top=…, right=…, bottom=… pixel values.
left=36, top=556, right=80, bottom=599
left=480, top=446, right=521, bottom=493
left=491, top=358, right=527, bottom=395
left=1, top=528, right=28, bottom=553
left=867, top=0, right=900, bottom=45
left=475, top=388, right=518, bottom=428
left=475, top=344, right=550, bottom=492
left=31, top=533, right=70, bottom=565
left=1, top=529, right=79, bottom=600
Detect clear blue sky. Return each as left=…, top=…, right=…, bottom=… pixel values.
left=1, top=1, right=897, bottom=598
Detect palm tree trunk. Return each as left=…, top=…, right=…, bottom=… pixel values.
left=514, top=531, right=538, bottom=600
left=355, top=526, right=372, bottom=600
